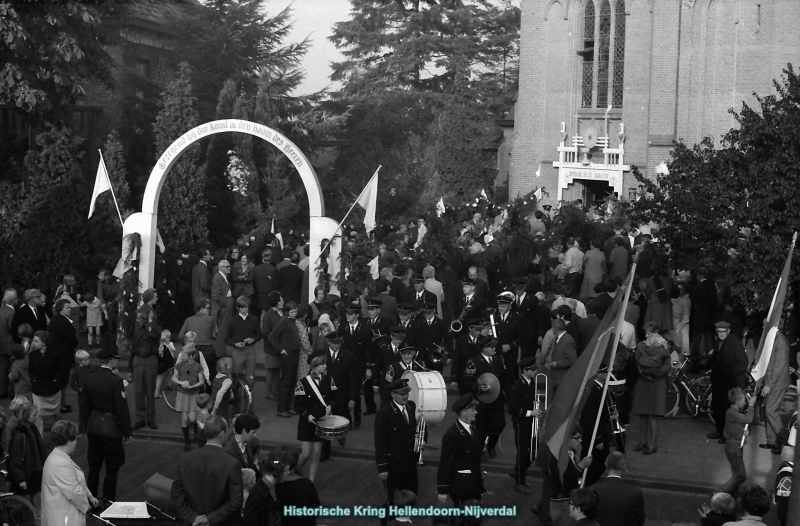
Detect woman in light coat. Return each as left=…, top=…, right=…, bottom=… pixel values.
left=41, top=420, right=98, bottom=526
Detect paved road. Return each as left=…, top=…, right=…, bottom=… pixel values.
left=73, top=438, right=780, bottom=526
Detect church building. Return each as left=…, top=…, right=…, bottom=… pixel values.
left=508, top=0, right=800, bottom=207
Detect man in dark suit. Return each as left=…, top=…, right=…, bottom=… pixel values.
left=191, top=248, right=212, bottom=307
left=390, top=264, right=408, bottom=302
left=322, top=331, right=357, bottom=459
left=467, top=267, right=490, bottom=306
left=402, top=274, right=437, bottom=314
left=171, top=415, right=243, bottom=526
left=79, top=345, right=132, bottom=502
left=375, top=378, right=418, bottom=525
left=49, top=298, right=79, bottom=413
left=341, top=301, right=373, bottom=423
left=0, top=288, right=17, bottom=397
left=462, top=337, right=506, bottom=458
left=453, top=278, right=484, bottom=339
left=253, top=248, right=278, bottom=314
left=691, top=267, right=718, bottom=356
left=373, top=279, right=399, bottom=323
left=410, top=302, right=447, bottom=371
left=577, top=299, right=602, bottom=355
left=278, top=252, right=304, bottom=304
left=537, top=318, right=577, bottom=392
left=450, top=320, right=483, bottom=395
left=590, top=452, right=646, bottom=526
left=594, top=279, right=618, bottom=320
left=11, top=288, right=48, bottom=343
left=223, top=412, right=260, bottom=473
left=437, top=393, right=485, bottom=507
left=708, top=320, right=748, bottom=441
left=511, top=278, right=539, bottom=360
left=211, top=260, right=235, bottom=356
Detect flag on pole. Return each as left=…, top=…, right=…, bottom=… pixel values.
left=751, top=232, right=797, bottom=383
left=271, top=218, right=275, bottom=234
left=355, top=167, right=380, bottom=234
left=368, top=256, right=380, bottom=280
left=88, top=154, right=113, bottom=218
left=436, top=198, right=446, bottom=217
left=540, top=268, right=634, bottom=481
left=534, top=188, right=543, bottom=201
left=535, top=165, right=541, bottom=178
left=480, top=188, right=488, bottom=199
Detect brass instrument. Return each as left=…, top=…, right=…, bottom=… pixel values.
left=485, top=308, right=498, bottom=338
left=449, top=297, right=472, bottom=333
left=607, top=395, right=624, bottom=435
left=427, top=343, right=447, bottom=366
left=413, top=415, right=427, bottom=464
left=531, top=373, right=548, bottom=461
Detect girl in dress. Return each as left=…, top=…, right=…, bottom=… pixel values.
left=211, top=357, right=234, bottom=422
left=81, top=291, right=105, bottom=348
left=172, top=341, right=204, bottom=451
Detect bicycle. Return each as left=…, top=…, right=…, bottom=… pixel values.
left=163, top=367, right=252, bottom=414
left=664, top=356, right=715, bottom=424
left=0, top=458, right=39, bottom=526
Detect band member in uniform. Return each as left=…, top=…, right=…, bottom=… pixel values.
left=507, top=357, right=542, bottom=494
left=375, top=378, right=418, bottom=526
left=775, top=427, right=795, bottom=526
left=383, top=345, right=426, bottom=403
left=366, top=299, right=393, bottom=338
left=579, top=371, right=623, bottom=486
left=452, top=279, right=485, bottom=338
left=397, top=303, right=415, bottom=332
left=494, top=291, right=522, bottom=391
left=411, top=301, right=448, bottom=373
left=462, top=337, right=506, bottom=458
left=450, top=320, right=484, bottom=395
left=78, top=344, right=132, bottom=503
left=403, top=274, right=437, bottom=315
left=437, top=393, right=485, bottom=507
left=511, top=277, right=539, bottom=360
left=294, top=352, right=334, bottom=482
left=374, top=326, right=406, bottom=408
left=341, top=301, right=373, bottom=425
left=365, top=298, right=392, bottom=415
left=321, top=331, right=357, bottom=460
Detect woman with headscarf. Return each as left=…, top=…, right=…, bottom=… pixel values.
left=631, top=322, right=672, bottom=455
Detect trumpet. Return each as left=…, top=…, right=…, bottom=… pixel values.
left=414, top=415, right=427, bottom=464
left=607, top=395, right=624, bottom=435
left=531, top=373, right=548, bottom=461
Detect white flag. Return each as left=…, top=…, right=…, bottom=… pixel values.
left=368, top=255, right=380, bottom=279
left=534, top=188, right=543, bottom=200
left=481, top=188, right=488, bottom=199
left=356, top=167, right=380, bottom=234
left=655, top=162, right=670, bottom=175
left=88, top=154, right=113, bottom=218
left=436, top=198, right=445, bottom=217
left=271, top=218, right=275, bottom=234
left=535, top=165, right=541, bottom=178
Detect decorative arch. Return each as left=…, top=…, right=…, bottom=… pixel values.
left=127, top=119, right=340, bottom=303
left=544, top=0, right=570, bottom=21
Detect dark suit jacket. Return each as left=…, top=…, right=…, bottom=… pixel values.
left=79, top=366, right=132, bottom=437
left=11, top=304, right=47, bottom=343
left=211, top=273, right=234, bottom=324
left=590, top=476, right=646, bottom=526
left=278, top=264, right=304, bottom=304
left=0, top=304, right=15, bottom=356
left=511, top=294, right=539, bottom=357
left=373, top=292, right=399, bottom=323
left=410, top=316, right=448, bottom=366
left=374, top=400, right=417, bottom=475
left=451, top=334, right=482, bottom=392
left=437, top=420, right=484, bottom=496
left=341, top=320, right=372, bottom=375
left=223, top=435, right=257, bottom=473
left=390, top=277, right=406, bottom=301
left=577, top=315, right=602, bottom=355
left=252, top=262, right=277, bottom=310
left=541, top=333, right=577, bottom=386
left=691, top=278, right=718, bottom=328
left=402, top=287, right=437, bottom=313
left=48, top=314, right=78, bottom=367
left=326, top=348, right=358, bottom=406
left=594, top=292, right=614, bottom=319
left=171, top=443, right=243, bottom=526
left=191, top=261, right=211, bottom=306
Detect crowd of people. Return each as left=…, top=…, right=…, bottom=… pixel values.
left=0, top=202, right=797, bottom=526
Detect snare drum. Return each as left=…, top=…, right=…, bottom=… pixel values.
left=402, top=370, right=447, bottom=426
left=315, top=415, right=350, bottom=440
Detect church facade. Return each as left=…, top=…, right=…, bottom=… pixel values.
left=508, top=0, right=800, bottom=207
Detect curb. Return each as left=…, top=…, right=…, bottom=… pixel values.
left=132, top=432, right=715, bottom=495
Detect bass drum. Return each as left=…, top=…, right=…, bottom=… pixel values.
left=402, top=370, right=447, bottom=426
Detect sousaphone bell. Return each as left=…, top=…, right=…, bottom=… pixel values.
left=475, top=372, right=501, bottom=404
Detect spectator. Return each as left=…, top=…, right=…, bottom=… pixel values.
left=96, top=269, right=119, bottom=336
left=640, top=276, right=673, bottom=333
left=12, top=289, right=48, bottom=343
left=590, top=452, right=645, bottom=526
left=243, top=451, right=283, bottom=526
left=719, top=387, right=754, bottom=494
left=631, top=322, right=671, bottom=455
left=231, top=253, right=256, bottom=302
left=577, top=300, right=601, bottom=356
left=55, top=274, right=81, bottom=327
left=563, top=237, right=584, bottom=293
left=48, top=298, right=79, bottom=414
left=708, top=321, right=748, bottom=441
left=253, top=248, right=278, bottom=320
left=691, top=267, right=717, bottom=355
left=759, top=326, right=791, bottom=453
left=225, top=296, right=262, bottom=390
left=131, top=307, right=161, bottom=431
left=69, top=349, right=96, bottom=398
left=537, top=318, right=577, bottom=391
left=308, top=286, right=327, bottom=328
left=568, top=488, right=600, bottom=525
left=224, top=413, right=260, bottom=472
left=279, top=252, right=304, bottom=304
left=775, top=427, right=795, bottom=526
left=171, top=415, right=244, bottom=526
left=670, top=282, right=691, bottom=356
left=579, top=239, right=606, bottom=301
left=191, top=248, right=213, bottom=307
left=154, top=330, right=176, bottom=399
left=262, top=291, right=284, bottom=401
left=271, top=301, right=302, bottom=418
left=29, top=330, right=62, bottom=434
left=698, top=492, right=736, bottom=526
left=81, top=291, right=104, bottom=349
left=608, top=236, right=630, bottom=283
left=275, top=445, right=321, bottom=526
left=141, top=288, right=159, bottom=326
left=9, top=344, right=31, bottom=401
left=0, top=288, right=17, bottom=398
left=41, top=420, right=98, bottom=526
left=210, top=358, right=234, bottom=422
left=722, top=486, right=770, bottom=526
left=179, top=298, right=218, bottom=379
left=211, top=259, right=235, bottom=358
left=296, top=305, right=313, bottom=380
left=8, top=402, right=44, bottom=506
left=173, top=342, right=205, bottom=452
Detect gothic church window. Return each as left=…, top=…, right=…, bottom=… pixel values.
left=580, top=0, right=625, bottom=109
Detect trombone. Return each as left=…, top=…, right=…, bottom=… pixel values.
left=531, top=373, right=548, bottom=461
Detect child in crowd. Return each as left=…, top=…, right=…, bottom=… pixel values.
left=9, top=345, right=30, bottom=401
left=81, top=291, right=104, bottom=348
left=172, top=340, right=204, bottom=451
left=720, top=387, right=754, bottom=495
left=195, top=393, right=211, bottom=447
left=211, top=358, right=234, bottom=422
left=16, top=323, right=33, bottom=353
left=69, top=349, right=96, bottom=394
left=155, top=330, right=176, bottom=399
left=183, top=331, right=210, bottom=388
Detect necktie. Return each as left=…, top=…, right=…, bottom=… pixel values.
left=331, top=352, right=337, bottom=362
left=428, top=320, right=432, bottom=327
left=31, top=307, right=37, bottom=320
left=487, top=356, right=492, bottom=366
left=402, top=406, right=408, bottom=423
left=350, top=325, right=355, bottom=335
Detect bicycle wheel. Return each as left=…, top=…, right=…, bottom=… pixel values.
left=664, top=381, right=680, bottom=417
left=0, top=495, right=39, bottom=526
left=686, top=375, right=714, bottom=423
left=162, top=368, right=179, bottom=412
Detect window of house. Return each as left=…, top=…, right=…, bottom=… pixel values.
left=135, top=59, right=151, bottom=79
left=580, top=0, right=625, bottom=109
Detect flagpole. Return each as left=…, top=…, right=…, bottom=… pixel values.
left=99, top=150, right=125, bottom=228
left=581, top=263, right=637, bottom=487
left=316, top=165, right=381, bottom=263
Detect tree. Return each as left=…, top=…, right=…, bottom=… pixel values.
left=627, top=65, right=800, bottom=311
left=0, top=1, right=127, bottom=115
left=153, top=63, right=208, bottom=253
